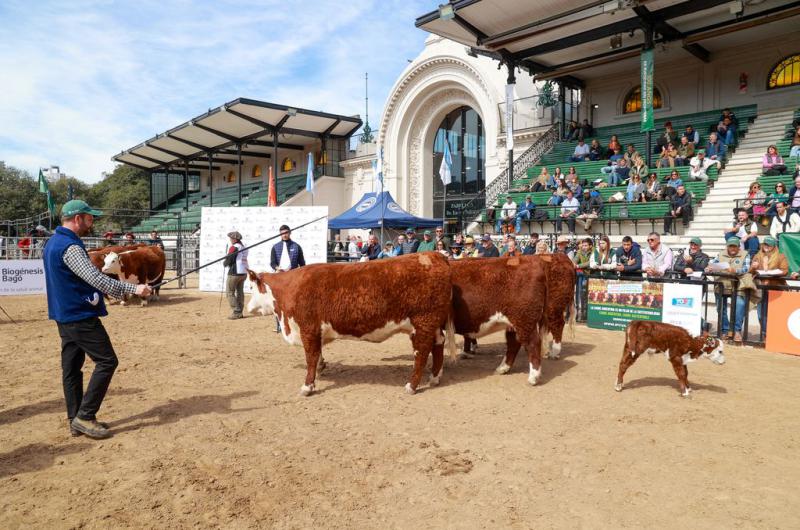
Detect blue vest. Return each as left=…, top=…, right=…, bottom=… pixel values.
left=43, top=226, right=107, bottom=323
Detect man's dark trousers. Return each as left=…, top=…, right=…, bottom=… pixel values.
left=57, top=317, right=119, bottom=421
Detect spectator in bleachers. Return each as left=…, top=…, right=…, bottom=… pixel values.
left=626, top=174, right=645, bottom=203
left=750, top=236, right=789, bottom=334
left=462, top=236, right=480, bottom=258
left=391, top=235, right=405, bottom=256
left=762, top=145, right=788, bottom=176
left=664, top=169, right=683, bottom=197
left=567, top=166, right=580, bottom=182
left=642, top=232, right=674, bottom=278
left=615, top=157, right=631, bottom=185
left=588, top=139, right=603, bottom=161
left=555, top=178, right=570, bottom=199
left=495, top=195, right=518, bottom=234
left=789, top=175, right=800, bottom=212
left=615, top=235, right=642, bottom=274
left=600, top=161, right=620, bottom=186
left=573, top=237, right=593, bottom=309
left=742, top=181, right=766, bottom=218
left=788, top=126, right=800, bottom=158
left=479, top=234, right=499, bottom=257
left=706, top=237, right=753, bottom=343
left=418, top=230, right=436, bottom=252
left=535, top=239, right=550, bottom=254
left=566, top=173, right=582, bottom=196
left=705, top=132, right=727, bottom=162
left=501, top=235, right=521, bottom=257
left=717, top=117, right=735, bottom=146
left=575, top=119, right=593, bottom=139
left=515, top=195, right=535, bottom=233
left=570, top=139, right=590, bottom=162
left=609, top=148, right=624, bottom=163
left=656, top=142, right=678, bottom=168
left=643, top=172, right=662, bottom=202
left=434, top=227, right=450, bottom=249
left=623, top=143, right=640, bottom=165
left=589, top=235, right=618, bottom=274
left=663, top=184, right=692, bottom=235
left=606, top=135, right=621, bottom=159
left=401, top=228, right=420, bottom=254
left=553, top=167, right=564, bottom=181
left=578, top=190, right=603, bottom=232
left=673, top=237, right=709, bottom=277
left=556, top=190, right=580, bottom=235
left=361, top=234, right=381, bottom=260
left=675, top=136, right=695, bottom=166
left=529, top=167, right=551, bottom=192
left=522, top=233, right=539, bottom=255
left=630, top=154, right=648, bottom=181
left=566, top=120, right=578, bottom=140
left=547, top=189, right=562, bottom=208
left=725, top=209, right=760, bottom=257
left=655, top=121, right=677, bottom=154
left=769, top=200, right=800, bottom=240
left=766, top=182, right=789, bottom=220
left=435, top=239, right=450, bottom=258
left=683, top=125, right=700, bottom=146
left=689, top=151, right=719, bottom=182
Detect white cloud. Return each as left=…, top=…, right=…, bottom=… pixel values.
left=0, top=0, right=430, bottom=182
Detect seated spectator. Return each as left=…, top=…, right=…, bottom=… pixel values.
left=663, top=184, right=692, bottom=235
left=478, top=234, right=499, bottom=257
left=555, top=178, right=570, bottom=198
left=675, top=136, right=695, bottom=166
left=606, top=135, right=621, bottom=158
left=742, top=181, right=766, bottom=218
left=750, top=236, right=789, bottom=333
left=769, top=200, right=800, bottom=240
left=570, top=139, right=590, bottom=162
left=556, top=190, right=580, bottom=235
left=766, top=181, right=789, bottom=219
left=626, top=174, right=645, bottom=203
left=789, top=175, right=800, bottom=212
left=683, top=124, right=700, bottom=146
left=449, top=242, right=463, bottom=260
left=630, top=155, right=648, bottom=181
left=435, top=239, right=450, bottom=258
left=614, top=235, right=642, bottom=274
left=566, top=166, right=579, bottom=182
left=762, top=145, right=787, bottom=176
left=577, top=190, right=603, bottom=233
left=417, top=230, right=436, bottom=252
left=361, top=234, right=381, bottom=260
left=705, top=132, right=727, bottom=161
left=391, top=235, right=405, bottom=256
left=656, top=142, right=678, bottom=168
left=788, top=125, right=800, bottom=158
left=578, top=119, right=594, bottom=139
left=725, top=209, right=760, bottom=257
left=600, top=161, right=620, bottom=186
left=553, top=167, right=564, bottom=181
left=643, top=172, right=662, bottom=202
left=500, top=235, right=521, bottom=257
left=589, top=235, right=618, bottom=274
left=565, top=174, right=582, bottom=196
left=588, top=139, right=603, bottom=161
left=515, top=195, right=535, bottom=233
left=379, top=242, right=394, bottom=259
left=663, top=170, right=683, bottom=199
left=462, top=236, right=480, bottom=258
left=565, top=120, right=578, bottom=141
left=655, top=121, right=677, bottom=154
left=530, top=167, right=551, bottom=192
left=642, top=232, right=674, bottom=278
left=522, top=233, right=539, bottom=255
left=706, top=237, right=753, bottom=343
left=689, top=151, right=719, bottom=181
left=572, top=237, right=594, bottom=310
left=717, top=116, right=735, bottom=146
left=673, top=237, right=710, bottom=277
left=535, top=239, right=550, bottom=254
left=609, top=148, right=624, bottom=162
left=623, top=143, right=640, bottom=165
left=495, top=195, right=518, bottom=234
left=614, top=157, right=630, bottom=184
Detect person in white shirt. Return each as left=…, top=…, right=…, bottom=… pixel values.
left=769, top=200, right=800, bottom=240
left=641, top=232, right=674, bottom=277
left=556, top=190, right=580, bottom=234
left=724, top=209, right=760, bottom=256
left=569, top=139, right=590, bottom=162
left=495, top=195, right=518, bottom=233
left=347, top=236, right=359, bottom=261
left=689, top=151, right=719, bottom=182
left=224, top=231, right=250, bottom=320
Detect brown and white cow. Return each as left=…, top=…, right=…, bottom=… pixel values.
left=449, top=254, right=575, bottom=386
left=101, top=246, right=166, bottom=305
left=615, top=321, right=725, bottom=397
left=245, top=252, right=456, bottom=396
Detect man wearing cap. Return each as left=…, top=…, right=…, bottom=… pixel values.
left=515, top=195, right=535, bottom=233
left=462, top=236, right=480, bottom=258
left=224, top=230, right=250, bottom=320
left=769, top=199, right=800, bottom=241
left=495, top=195, right=518, bottom=234
left=400, top=228, right=420, bottom=255
left=673, top=237, right=710, bottom=276
left=417, top=230, right=436, bottom=252
left=555, top=234, right=573, bottom=259
left=706, top=236, right=755, bottom=343
left=43, top=200, right=152, bottom=439
left=478, top=234, right=499, bottom=257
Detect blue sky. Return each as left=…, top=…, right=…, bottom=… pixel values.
left=0, top=0, right=432, bottom=182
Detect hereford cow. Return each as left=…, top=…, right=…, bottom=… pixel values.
left=101, top=246, right=166, bottom=305
left=615, top=321, right=725, bottom=397
left=457, top=253, right=575, bottom=369
left=245, top=252, right=455, bottom=396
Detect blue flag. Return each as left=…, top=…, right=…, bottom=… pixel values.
left=306, top=152, right=315, bottom=194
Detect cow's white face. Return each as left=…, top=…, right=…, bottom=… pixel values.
left=246, top=273, right=275, bottom=316
left=700, top=337, right=725, bottom=365
left=102, top=252, right=121, bottom=274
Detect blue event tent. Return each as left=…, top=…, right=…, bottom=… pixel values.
left=329, top=191, right=441, bottom=230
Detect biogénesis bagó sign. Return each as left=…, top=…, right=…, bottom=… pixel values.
left=0, top=260, right=47, bottom=295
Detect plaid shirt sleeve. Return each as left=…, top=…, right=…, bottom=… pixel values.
left=62, top=244, right=137, bottom=299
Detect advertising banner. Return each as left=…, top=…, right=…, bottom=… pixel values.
left=661, top=282, right=704, bottom=336
left=505, top=83, right=515, bottom=151
left=0, top=259, right=47, bottom=296
left=198, top=206, right=328, bottom=292
left=640, top=48, right=655, bottom=132
left=765, top=290, right=800, bottom=356
left=587, top=278, right=662, bottom=331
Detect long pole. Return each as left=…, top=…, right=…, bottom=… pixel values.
left=506, top=62, right=516, bottom=190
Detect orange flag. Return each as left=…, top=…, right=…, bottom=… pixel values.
left=268, top=165, right=277, bottom=207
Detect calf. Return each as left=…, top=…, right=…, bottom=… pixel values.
left=615, top=321, right=725, bottom=397
left=246, top=252, right=455, bottom=396
left=101, top=246, right=166, bottom=305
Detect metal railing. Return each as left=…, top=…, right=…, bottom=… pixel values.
left=498, top=95, right=558, bottom=131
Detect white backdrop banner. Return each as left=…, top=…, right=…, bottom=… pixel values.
left=661, top=282, right=703, bottom=336
left=0, top=259, right=47, bottom=296
left=198, top=206, right=328, bottom=292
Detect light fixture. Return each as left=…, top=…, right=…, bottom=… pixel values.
left=728, top=0, right=744, bottom=16
left=286, top=107, right=297, bottom=116
left=592, top=104, right=600, bottom=109
left=610, top=34, right=623, bottom=49
left=439, top=3, right=455, bottom=20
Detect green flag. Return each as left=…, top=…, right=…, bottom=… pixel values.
left=38, top=169, right=56, bottom=216
left=640, top=48, right=655, bottom=133
left=779, top=233, right=800, bottom=271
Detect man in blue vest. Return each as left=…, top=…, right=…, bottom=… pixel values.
left=269, top=224, right=305, bottom=331
left=43, top=200, right=151, bottom=439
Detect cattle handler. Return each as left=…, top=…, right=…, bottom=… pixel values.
left=43, top=200, right=151, bottom=439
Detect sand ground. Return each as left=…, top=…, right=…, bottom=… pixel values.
left=1, top=280, right=798, bottom=529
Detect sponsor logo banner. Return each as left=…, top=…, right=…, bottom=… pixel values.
left=0, top=259, right=47, bottom=296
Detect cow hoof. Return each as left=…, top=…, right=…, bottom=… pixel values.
left=681, top=388, right=692, bottom=398
left=299, top=384, right=315, bottom=397
left=404, top=383, right=416, bottom=395
left=428, top=374, right=441, bottom=387
left=495, top=362, right=511, bottom=375
left=614, top=382, right=623, bottom=392
left=528, top=364, right=541, bottom=386
left=548, top=342, right=562, bottom=359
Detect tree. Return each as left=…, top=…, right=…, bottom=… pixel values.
left=0, top=162, right=48, bottom=233
left=87, top=164, right=149, bottom=232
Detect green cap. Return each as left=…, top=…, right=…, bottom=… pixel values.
left=726, top=236, right=740, bottom=246
left=61, top=199, right=102, bottom=218
left=689, top=237, right=702, bottom=246
left=423, top=230, right=432, bottom=236
left=763, top=236, right=777, bottom=246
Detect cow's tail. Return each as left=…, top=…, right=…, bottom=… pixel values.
left=444, top=314, right=458, bottom=363
left=567, top=297, right=577, bottom=340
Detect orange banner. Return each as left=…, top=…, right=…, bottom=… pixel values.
left=765, top=291, right=800, bottom=356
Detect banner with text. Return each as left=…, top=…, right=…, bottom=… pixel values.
left=0, top=259, right=47, bottom=295
left=640, top=48, right=655, bottom=132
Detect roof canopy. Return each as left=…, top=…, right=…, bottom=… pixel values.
left=329, top=191, right=443, bottom=230
left=417, top=0, right=800, bottom=83
left=113, top=98, right=362, bottom=171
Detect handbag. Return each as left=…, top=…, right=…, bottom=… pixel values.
left=753, top=204, right=767, bottom=215
left=618, top=205, right=629, bottom=218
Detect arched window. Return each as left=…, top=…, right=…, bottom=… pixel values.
left=768, top=54, right=800, bottom=90
left=623, top=85, right=663, bottom=114
left=225, top=170, right=235, bottom=183
left=252, top=164, right=261, bottom=178
left=281, top=157, right=295, bottom=172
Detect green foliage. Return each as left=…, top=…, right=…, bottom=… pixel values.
left=0, top=162, right=48, bottom=223
left=87, top=165, right=149, bottom=232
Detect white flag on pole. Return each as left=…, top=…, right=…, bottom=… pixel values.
left=439, top=139, right=453, bottom=186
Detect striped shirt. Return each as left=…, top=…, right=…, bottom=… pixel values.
left=63, top=245, right=137, bottom=300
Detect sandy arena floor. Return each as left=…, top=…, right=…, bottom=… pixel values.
left=1, top=280, right=799, bottom=529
